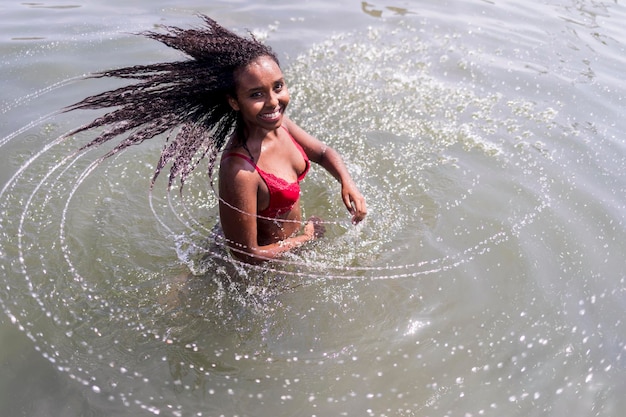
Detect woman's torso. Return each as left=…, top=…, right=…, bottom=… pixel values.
left=220, top=126, right=310, bottom=244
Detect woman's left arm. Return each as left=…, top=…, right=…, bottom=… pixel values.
left=284, top=117, right=367, bottom=224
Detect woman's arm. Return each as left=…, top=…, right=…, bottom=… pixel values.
left=218, top=156, right=321, bottom=264
left=283, top=117, right=367, bottom=224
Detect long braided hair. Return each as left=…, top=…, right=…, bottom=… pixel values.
left=64, top=15, right=279, bottom=189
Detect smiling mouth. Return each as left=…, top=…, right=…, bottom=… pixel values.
left=259, top=108, right=282, bottom=121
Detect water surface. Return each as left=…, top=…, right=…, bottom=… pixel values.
left=1, top=1, right=625, bottom=416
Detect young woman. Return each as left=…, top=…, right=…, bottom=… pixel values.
left=65, top=15, right=366, bottom=264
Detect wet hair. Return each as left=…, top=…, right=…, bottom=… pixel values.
left=64, top=15, right=279, bottom=189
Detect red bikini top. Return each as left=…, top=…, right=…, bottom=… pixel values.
left=222, top=128, right=310, bottom=218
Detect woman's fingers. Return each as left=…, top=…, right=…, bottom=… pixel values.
left=345, top=192, right=367, bottom=224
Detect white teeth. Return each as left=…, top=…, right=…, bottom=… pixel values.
left=260, top=110, right=280, bottom=119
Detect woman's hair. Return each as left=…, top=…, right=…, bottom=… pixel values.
left=64, top=15, right=279, bottom=189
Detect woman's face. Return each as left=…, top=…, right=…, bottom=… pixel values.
left=229, top=55, right=290, bottom=131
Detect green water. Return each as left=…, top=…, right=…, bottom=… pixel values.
left=1, top=1, right=625, bottom=416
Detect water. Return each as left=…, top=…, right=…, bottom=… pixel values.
left=1, top=1, right=625, bottom=416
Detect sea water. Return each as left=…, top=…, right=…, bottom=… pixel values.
left=1, top=1, right=624, bottom=416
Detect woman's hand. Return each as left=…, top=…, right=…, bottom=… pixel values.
left=342, top=182, right=367, bottom=225
left=304, top=215, right=326, bottom=239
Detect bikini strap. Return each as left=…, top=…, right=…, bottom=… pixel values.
left=281, top=125, right=309, bottom=162
left=222, top=152, right=256, bottom=169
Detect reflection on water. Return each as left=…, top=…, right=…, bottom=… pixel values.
left=22, top=3, right=82, bottom=9
left=361, top=1, right=415, bottom=18
left=1, top=1, right=625, bottom=416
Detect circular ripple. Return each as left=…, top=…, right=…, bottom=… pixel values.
left=0, top=21, right=561, bottom=416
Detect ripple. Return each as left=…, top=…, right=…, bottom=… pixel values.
left=0, top=20, right=568, bottom=416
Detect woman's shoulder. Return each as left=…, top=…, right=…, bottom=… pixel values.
left=221, top=135, right=252, bottom=162
left=220, top=140, right=256, bottom=177
left=221, top=150, right=253, bottom=169
left=218, top=154, right=260, bottom=196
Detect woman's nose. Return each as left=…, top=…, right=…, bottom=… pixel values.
left=267, top=92, right=279, bottom=107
